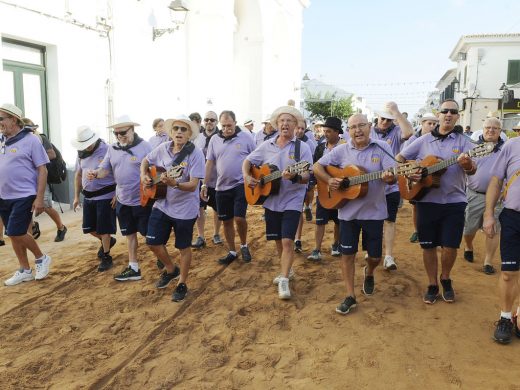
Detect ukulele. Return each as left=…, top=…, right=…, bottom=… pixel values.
left=398, top=142, right=495, bottom=201
left=245, top=161, right=311, bottom=205
left=140, top=165, right=184, bottom=206
left=316, top=162, right=417, bottom=209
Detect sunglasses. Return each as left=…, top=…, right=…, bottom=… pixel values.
left=113, top=129, right=130, bottom=136
left=204, top=118, right=216, bottom=123
left=439, top=109, right=459, bottom=115
left=172, top=126, right=189, bottom=132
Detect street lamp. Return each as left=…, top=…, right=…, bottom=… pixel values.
left=152, top=0, right=189, bottom=41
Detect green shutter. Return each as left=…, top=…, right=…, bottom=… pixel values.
left=507, top=60, right=520, bottom=85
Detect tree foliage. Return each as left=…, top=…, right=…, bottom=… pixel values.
left=303, top=91, right=354, bottom=120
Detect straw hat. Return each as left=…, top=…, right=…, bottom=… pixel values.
left=164, top=115, right=199, bottom=141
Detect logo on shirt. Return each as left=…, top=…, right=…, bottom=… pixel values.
left=386, top=139, right=392, bottom=145
left=98, top=158, right=103, bottom=163
left=130, top=156, right=137, bottom=161
left=180, top=161, right=188, bottom=167
left=371, top=155, right=381, bottom=163
left=289, top=153, right=295, bottom=160
left=235, top=144, right=241, bottom=150
left=9, top=148, right=17, bottom=153
left=452, top=148, right=460, bottom=154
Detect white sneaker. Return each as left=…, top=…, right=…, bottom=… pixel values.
left=272, top=268, right=295, bottom=285
left=383, top=255, right=397, bottom=271
left=4, top=270, right=34, bottom=286
left=278, top=277, right=291, bottom=299
left=35, top=255, right=52, bottom=280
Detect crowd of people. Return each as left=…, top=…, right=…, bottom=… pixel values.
left=0, top=99, right=519, bottom=344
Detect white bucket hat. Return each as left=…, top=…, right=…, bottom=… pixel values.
left=164, top=115, right=199, bottom=141
left=375, top=109, right=396, bottom=120
left=421, top=113, right=438, bottom=123
left=71, top=125, right=100, bottom=150
left=0, top=103, right=23, bottom=121
left=270, top=106, right=304, bottom=127
left=108, top=115, right=140, bottom=129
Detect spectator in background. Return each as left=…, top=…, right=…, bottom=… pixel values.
left=148, top=118, right=167, bottom=149
left=189, top=112, right=203, bottom=132
left=464, top=125, right=473, bottom=138
left=243, top=119, right=254, bottom=133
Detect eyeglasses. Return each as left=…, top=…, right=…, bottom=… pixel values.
left=172, top=126, right=188, bottom=132
left=439, top=109, right=459, bottom=115
left=349, top=123, right=368, bottom=130
left=380, top=118, right=393, bottom=123
left=0, top=116, right=8, bottom=122
left=113, top=129, right=130, bottom=136
left=204, top=118, right=216, bottom=123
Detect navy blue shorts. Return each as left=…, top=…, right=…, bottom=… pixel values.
left=339, top=219, right=384, bottom=257
left=146, top=208, right=196, bottom=249
left=416, top=202, right=466, bottom=249
left=499, top=208, right=520, bottom=272
left=386, top=191, right=400, bottom=222
left=265, top=209, right=301, bottom=241
left=0, top=195, right=35, bottom=236
left=83, top=198, right=117, bottom=235
left=199, top=186, right=217, bottom=211
left=216, top=185, right=248, bottom=221
left=315, top=199, right=338, bottom=226
left=116, top=202, right=151, bottom=236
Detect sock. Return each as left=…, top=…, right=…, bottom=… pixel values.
left=129, top=262, right=139, bottom=272
left=35, top=254, right=46, bottom=263
left=500, top=311, right=512, bottom=320
left=240, top=244, right=248, bottom=249
left=23, top=268, right=32, bottom=274
left=229, top=251, right=237, bottom=257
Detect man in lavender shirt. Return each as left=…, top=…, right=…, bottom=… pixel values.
left=244, top=106, right=312, bottom=300
left=87, top=115, right=152, bottom=282
left=191, top=111, right=222, bottom=248
left=397, top=99, right=476, bottom=305
left=315, top=113, right=396, bottom=315
left=0, top=103, right=52, bottom=286
left=72, top=126, right=117, bottom=272
left=148, top=118, right=168, bottom=150
left=254, top=117, right=278, bottom=147
left=142, top=115, right=205, bottom=302
left=370, top=102, right=413, bottom=271
left=202, top=110, right=256, bottom=265
left=483, top=134, right=520, bottom=344
left=463, top=118, right=504, bottom=275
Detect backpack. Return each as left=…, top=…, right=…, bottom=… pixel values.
left=41, top=134, right=67, bottom=184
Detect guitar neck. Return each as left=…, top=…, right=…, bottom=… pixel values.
left=262, top=170, right=283, bottom=184
left=348, top=168, right=393, bottom=186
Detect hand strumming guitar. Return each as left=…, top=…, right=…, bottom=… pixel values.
left=245, top=175, right=259, bottom=189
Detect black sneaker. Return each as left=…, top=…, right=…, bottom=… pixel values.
left=294, top=240, right=302, bottom=253
left=32, top=221, right=41, bottom=240
left=440, top=278, right=455, bottom=303
left=54, top=226, right=67, bottom=242
left=114, top=266, right=142, bottom=281
left=304, top=207, right=313, bottom=222
left=218, top=252, right=238, bottom=265
left=493, top=317, right=513, bottom=344
left=0, top=239, right=5, bottom=246
left=513, top=315, right=520, bottom=338
left=336, top=296, right=357, bottom=315
left=156, top=259, right=165, bottom=270
left=191, top=236, right=206, bottom=249
left=362, top=266, right=374, bottom=296
left=172, top=283, right=188, bottom=302
left=463, top=250, right=474, bottom=263
left=241, top=246, right=252, bottom=263
left=98, top=253, right=113, bottom=272
left=423, top=285, right=439, bottom=304
left=483, top=264, right=496, bottom=275
left=98, top=237, right=117, bottom=259
left=155, top=266, right=181, bottom=289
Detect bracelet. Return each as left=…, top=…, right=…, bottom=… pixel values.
left=290, top=174, right=302, bottom=184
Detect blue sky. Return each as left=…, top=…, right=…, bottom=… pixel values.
left=302, top=0, right=520, bottom=115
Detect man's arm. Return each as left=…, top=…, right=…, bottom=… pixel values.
left=33, top=165, right=48, bottom=215
left=73, top=169, right=82, bottom=211
left=482, top=176, right=503, bottom=238
left=386, top=101, right=413, bottom=140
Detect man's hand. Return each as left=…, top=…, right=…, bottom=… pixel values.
left=141, top=173, right=152, bottom=187
left=32, top=197, right=44, bottom=216
left=482, top=213, right=496, bottom=238
left=160, top=173, right=177, bottom=187
left=385, top=101, right=400, bottom=117
left=200, top=185, right=208, bottom=201
left=457, top=153, right=473, bottom=171
left=110, top=195, right=117, bottom=209
left=245, top=175, right=259, bottom=189
left=282, top=169, right=296, bottom=181
left=73, top=197, right=81, bottom=212
left=327, top=177, right=344, bottom=191
left=381, top=170, right=395, bottom=184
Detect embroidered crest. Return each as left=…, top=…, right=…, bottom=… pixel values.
left=452, top=148, right=460, bottom=154
left=180, top=161, right=188, bottom=167
left=9, top=148, right=17, bottom=153
left=130, top=156, right=137, bottom=161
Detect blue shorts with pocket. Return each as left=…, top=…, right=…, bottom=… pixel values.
left=83, top=198, right=117, bottom=235
left=386, top=191, right=400, bottom=223
left=265, top=209, right=301, bottom=241
left=116, top=202, right=151, bottom=236
left=499, top=208, right=520, bottom=272
left=417, top=202, right=466, bottom=249
left=340, top=219, right=384, bottom=257
left=146, top=208, right=196, bottom=249
left=315, top=199, right=339, bottom=225
left=216, top=185, right=248, bottom=221
left=0, top=195, right=35, bottom=236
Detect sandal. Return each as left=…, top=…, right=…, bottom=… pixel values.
left=32, top=221, right=41, bottom=240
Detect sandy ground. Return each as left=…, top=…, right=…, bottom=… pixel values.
left=0, top=202, right=518, bottom=389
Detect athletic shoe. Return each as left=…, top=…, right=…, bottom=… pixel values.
left=440, top=278, right=455, bottom=303
left=35, top=255, right=52, bottom=280
left=156, top=259, right=165, bottom=270
left=0, top=239, right=5, bottom=246
left=191, top=236, right=206, bottom=249
left=32, top=221, right=41, bottom=240
left=97, top=237, right=116, bottom=259
left=241, top=246, right=252, bottom=263
left=307, top=249, right=322, bottom=262
left=483, top=264, right=496, bottom=275
left=218, top=252, right=238, bottom=265
left=336, top=296, right=357, bottom=315
left=278, top=277, right=291, bottom=299
left=423, top=285, right=439, bottom=304
left=493, top=317, right=513, bottom=344
left=409, top=232, right=419, bottom=243
left=273, top=268, right=295, bottom=285
left=4, top=270, right=34, bottom=286
left=114, top=266, right=142, bottom=281
left=304, top=207, right=313, bottom=222
left=294, top=240, right=302, bottom=253
left=362, top=266, right=374, bottom=296
left=156, top=266, right=181, bottom=289
left=463, top=250, right=474, bottom=263
left=98, top=253, right=113, bottom=272
left=172, top=283, right=188, bottom=302
left=513, top=314, right=520, bottom=338
left=54, top=226, right=67, bottom=242
left=331, top=243, right=341, bottom=257
left=383, top=255, right=397, bottom=271
left=213, top=234, right=223, bottom=245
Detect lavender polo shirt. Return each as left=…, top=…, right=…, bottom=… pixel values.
left=491, top=138, right=520, bottom=212
left=148, top=133, right=170, bottom=150
left=0, top=132, right=49, bottom=199
left=400, top=132, right=474, bottom=204
left=146, top=141, right=205, bottom=220
left=193, top=131, right=218, bottom=188
left=370, top=125, right=404, bottom=195
left=246, top=137, right=313, bottom=212
left=402, top=132, right=421, bottom=150
left=206, top=129, right=256, bottom=191
left=467, top=144, right=502, bottom=193
left=318, top=139, right=395, bottom=221
left=302, top=130, right=317, bottom=155
left=254, top=129, right=279, bottom=147
left=75, top=141, right=115, bottom=201
left=99, top=140, right=152, bottom=206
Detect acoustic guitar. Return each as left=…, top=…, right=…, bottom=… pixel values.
left=316, top=163, right=417, bottom=209
left=140, top=165, right=184, bottom=206
left=245, top=161, right=310, bottom=205
left=398, top=142, right=495, bottom=201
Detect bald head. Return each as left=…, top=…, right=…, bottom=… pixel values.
left=482, top=117, right=501, bottom=143
left=348, top=113, right=368, bottom=126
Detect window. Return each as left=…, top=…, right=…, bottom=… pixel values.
left=507, top=60, right=520, bottom=85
